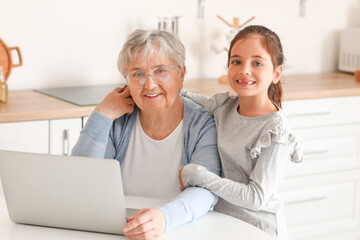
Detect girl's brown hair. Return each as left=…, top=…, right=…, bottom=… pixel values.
left=228, top=25, right=284, bottom=108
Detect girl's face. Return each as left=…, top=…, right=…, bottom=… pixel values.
left=227, top=35, right=282, bottom=101
left=126, top=51, right=185, bottom=114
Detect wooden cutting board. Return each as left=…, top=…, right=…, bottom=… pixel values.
left=0, top=38, right=22, bottom=81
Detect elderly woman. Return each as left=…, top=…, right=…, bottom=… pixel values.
left=71, top=29, right=221, bottom=240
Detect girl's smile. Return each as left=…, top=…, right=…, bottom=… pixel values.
left=235, top=78, right=256, bottom=87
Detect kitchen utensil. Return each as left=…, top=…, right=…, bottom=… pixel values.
left=158, top=16, right=180, bottom=35
left=338, top=29, right=360, bottom=73
left=0, top=39, right=23, bottom=81
left=355, top=69, right=360, bottom=82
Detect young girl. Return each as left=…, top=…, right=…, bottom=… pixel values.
left=179, top=25, right=302, bottom=240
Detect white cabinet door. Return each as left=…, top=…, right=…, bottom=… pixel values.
left=0, top=120, right=49, bottom=196
left=0, top=121, right=49, bottom=153
left=49, top=118, right=82, bottom=156
left=279, top=170, right=360, bottom=240
left=283, top=96, right=360, bottom=129
left=286, top=124, right=360, bottom=177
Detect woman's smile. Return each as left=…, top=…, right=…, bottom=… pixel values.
left=144, top=93, right=161, bottom=98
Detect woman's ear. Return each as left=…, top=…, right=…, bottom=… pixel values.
left=179, top=65, right=186, bottom=89
left=181, top=65, right=187, bottom=79
left=273, top=65, right=283, bottom=84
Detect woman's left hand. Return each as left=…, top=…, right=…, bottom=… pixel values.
left=95, top=86, right=135, bottom=121
left=123, top=208, right=166, bottom=240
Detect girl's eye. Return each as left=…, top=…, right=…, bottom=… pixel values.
left=231, top=60, right=241, bottom=65
left=253, top=61, right=262, bottom=67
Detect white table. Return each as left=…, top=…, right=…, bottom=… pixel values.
left=0, top=196, right=271, bottom=240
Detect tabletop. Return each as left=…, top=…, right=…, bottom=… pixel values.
left=0, top=196, right=272, bottom=240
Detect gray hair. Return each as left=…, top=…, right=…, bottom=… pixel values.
left=117, top=29, right=186, bottom=75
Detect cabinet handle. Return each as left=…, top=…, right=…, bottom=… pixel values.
left=286, top=109, right=331, bottom=118
left=284, top=194, right=326, bottom=205
left=304, top=149, right=329, bottom=155
left=63, top=129, right=70, bottom=156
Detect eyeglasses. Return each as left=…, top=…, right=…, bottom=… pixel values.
left=124, top=65, right=180, bottom=88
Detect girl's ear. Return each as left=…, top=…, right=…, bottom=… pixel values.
left=272, top=65, right=283, bottom=84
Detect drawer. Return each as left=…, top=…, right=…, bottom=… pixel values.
left=286, top=124, right=360, bottom=177
left=282, top=96, right=360, bottom=129
left=0, top=120, right=49, bottom=153
left=307, top=230, right=360, bottom=240
left=278, top=170, right=360, bottom=239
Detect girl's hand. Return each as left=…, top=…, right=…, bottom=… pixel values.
left=123, top=208, right=166, bottom=240
left=180, top=164, right=206, bottom=189
left=95, top=86, right=135, bottom=121
left=178, top=168, right=185, bottom=191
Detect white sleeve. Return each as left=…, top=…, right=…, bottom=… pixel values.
left=158, top=187, right=217, bottom=231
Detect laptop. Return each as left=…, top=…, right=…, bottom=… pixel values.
left=0, top=150, right=132, bottom=235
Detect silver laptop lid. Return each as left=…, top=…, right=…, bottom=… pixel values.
left=0, top=150, right=127, bottom=235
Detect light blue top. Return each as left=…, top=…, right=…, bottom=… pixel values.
left=71, top=97, right=221, bottom=231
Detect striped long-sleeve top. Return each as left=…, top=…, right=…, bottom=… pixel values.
left=181, top=90, right=302, bottom=240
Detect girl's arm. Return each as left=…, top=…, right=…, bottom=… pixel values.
left=181, top=89, right=210, bottom=107
left=181, top=142, right=291, bottom=211
left=181, top=90, right=230, bottom=115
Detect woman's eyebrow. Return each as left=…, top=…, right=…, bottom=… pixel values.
left=129, top=67, right=143, bottom=71
left=151, top=64, right=166, bottom=68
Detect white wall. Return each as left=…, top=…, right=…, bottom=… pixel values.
left=1, top=0, right=360, bottom=90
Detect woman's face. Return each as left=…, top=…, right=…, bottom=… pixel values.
left=227, top=36, right=281, bottom=101
left=125, top=51, right=185, bottom=114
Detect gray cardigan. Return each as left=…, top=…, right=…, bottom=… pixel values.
left=72, top=97, right=221, bottom=231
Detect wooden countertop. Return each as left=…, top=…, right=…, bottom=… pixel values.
left=0, top=90, right=95, bottom=123
left=184, top=72, right=360, bottom=100
left=1, top=72, right=359, bottom=123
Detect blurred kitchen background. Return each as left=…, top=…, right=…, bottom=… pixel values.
left=2, top=2, right=360, bottom=240
left=0, top=0, right=360, bottom=89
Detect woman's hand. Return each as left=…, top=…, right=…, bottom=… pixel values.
left=95, top=86, right=135, bottom=121
left=123, top=208, right=166, bottom=240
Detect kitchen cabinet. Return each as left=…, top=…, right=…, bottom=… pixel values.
left=49, top=118, right=82, bottom=155
left=0, top=118, right=83, bottom=196
left=0, top=120, right=49, bottom=153
left=0, top=118, right=83, bottom=154
left=279, top=96, right=360, bottom=240
left=0, top=120, right=49, bottom=196
left=0, top=89, right=93, bottom=196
